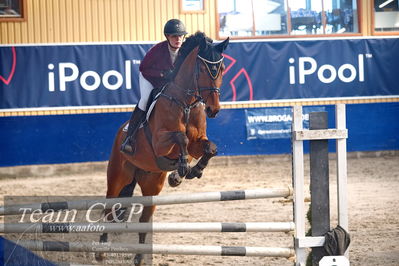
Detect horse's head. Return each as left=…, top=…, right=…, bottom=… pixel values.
left=196, top=37, right=229, bottom=118
left=172, top=32, right=229, bottom=118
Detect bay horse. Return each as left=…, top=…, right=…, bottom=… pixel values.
left=96, top=32, right=229, bottom=265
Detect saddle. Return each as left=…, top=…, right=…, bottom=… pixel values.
left=121, top=86, right=180, bottom=171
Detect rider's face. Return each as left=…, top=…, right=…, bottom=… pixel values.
left=166, top=34, right=185, bottom=50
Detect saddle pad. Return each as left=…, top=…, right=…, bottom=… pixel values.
left=122, top=123, right=129, bottom=132
left=146, top=95, right=159, bottom=121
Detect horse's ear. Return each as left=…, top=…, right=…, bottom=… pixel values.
left=215, top=37, right=229, bottom=53
left=199, top=37, right=207, bottom=51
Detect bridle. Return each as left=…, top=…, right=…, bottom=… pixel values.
left=187, top=55, right=224, bottom=101
left=160, top=53, right=224, bottom=125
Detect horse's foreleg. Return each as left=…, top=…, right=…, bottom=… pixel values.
left=172, top=131, right=190, bottom=177
left=186, top=140, right=217, bottom=179
left=168, top=170, right=183, bottom=187
left=153, top=130, right=190, bottom=177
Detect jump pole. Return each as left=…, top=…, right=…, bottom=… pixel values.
left=292, top=105, right=307, bottom=266
left=0, top=222, right=295, bottom=234
left=16, top=240, right=295, bottom=258
left=0, top=188, right=292, bottom=216
left=336, top=104, right=349, bottom=234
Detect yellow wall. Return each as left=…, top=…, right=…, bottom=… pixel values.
left=0, top=0, right=218, bottom=44
left=0, top=0, right=382, bottom=45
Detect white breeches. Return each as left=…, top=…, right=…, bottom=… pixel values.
left=137, top=72, right=154, bottom=111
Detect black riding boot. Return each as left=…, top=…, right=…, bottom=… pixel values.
left=120, top=108, right=146, bottom=155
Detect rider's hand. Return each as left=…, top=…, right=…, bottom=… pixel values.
left=161, top=69, right=174, bottom=81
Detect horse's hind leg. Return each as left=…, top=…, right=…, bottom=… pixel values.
left=133, top=171, right=167, bottom=266
left=96, top=178, right=137, bottom=261
left=133, top=204, right=157, bottom=266
left=186, top=140, right=217, bottom=179
left=95, top=159, right=137, bottom=262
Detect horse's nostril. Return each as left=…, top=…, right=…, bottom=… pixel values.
left=206, top=107, right=218, bottom=118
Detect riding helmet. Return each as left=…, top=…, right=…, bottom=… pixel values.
left=164, top=19, right=188, bottom=36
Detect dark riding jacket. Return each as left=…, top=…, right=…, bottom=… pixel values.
left=139, top=41, right=174, bottom=88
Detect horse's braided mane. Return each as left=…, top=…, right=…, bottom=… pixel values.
left=171, top=31, right=213, bottom=78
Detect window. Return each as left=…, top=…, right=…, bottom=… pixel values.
left=0, top=0, right=25, bottom=21
left=290, top=0, right=358, bottom=35
left=217, top=0, right=359, bottom=38
left=180, top=0, right=205, bottom=13
left=373, top=0, right=399, bottom=32
left=218, top=0, right=288, bottom=37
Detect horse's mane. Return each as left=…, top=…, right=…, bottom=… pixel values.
left=171, top=31, right=213, bottom=79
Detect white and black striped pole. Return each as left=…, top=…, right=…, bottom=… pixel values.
left=0, top=188, right=292, bottom=216
left=0, top=222, right=295, bottom=233
left=16, top=240, right=295, bottom=258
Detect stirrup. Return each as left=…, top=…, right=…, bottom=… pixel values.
left=120, top=137, right=135, bottom=155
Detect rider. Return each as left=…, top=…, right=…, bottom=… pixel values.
left=121, top=19, right=188, bottom=155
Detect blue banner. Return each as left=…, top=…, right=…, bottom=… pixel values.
left=1, top=38, right=399, bottom=109
left=0, top=44, right=151, bottom=108
left=0, top=236, right=55, bottom=265
left=222, top=38, right=399, bottom=101
left=245, top=107, right=325, bottom=140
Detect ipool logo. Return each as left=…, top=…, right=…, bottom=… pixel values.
left=48, top=60, right=140, bottom=92
left=289, top=54, right=371, bottom=84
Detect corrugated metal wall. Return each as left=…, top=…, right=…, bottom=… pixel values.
left=0, top=0, right=217, bottom=44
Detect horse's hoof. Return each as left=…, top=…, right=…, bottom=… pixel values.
left=186, top=166, right=203, bottom=179
left=95, top=233, right=107, bottom=261
left=94, top=252, right=105, bottom=262
left=134, top=254, right=143, bottom=266
left=178, top=166, right=189, bottom=177
left=168, top=171, right=183, bottom=187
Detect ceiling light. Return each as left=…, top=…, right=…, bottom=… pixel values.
left=379, top=0, right=394, bottom=9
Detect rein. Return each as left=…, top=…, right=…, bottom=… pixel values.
left=159, top=91, right=202, bottom=125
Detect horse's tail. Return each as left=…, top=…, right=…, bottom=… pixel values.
left=118, top=177, right=137, bottom=197
left=107, top=123, right=125, bottom=179
left=106, top=122, right=135, bottom=198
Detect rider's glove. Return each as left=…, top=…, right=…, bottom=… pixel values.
left=161, top=69, right=174, bottom=81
